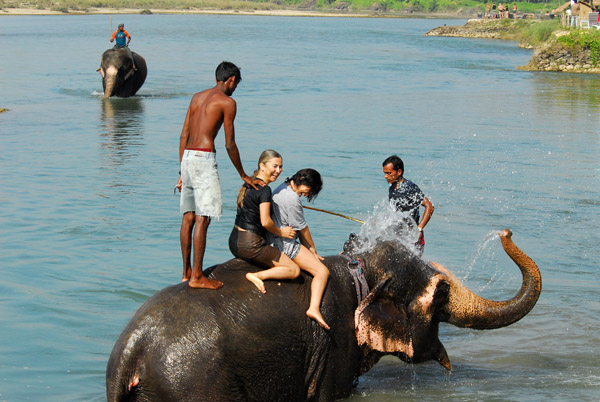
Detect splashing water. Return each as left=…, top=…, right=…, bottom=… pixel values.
left=461, top=231, right=499, bottom=281
left=354, top=206, right=514, bottom=294
left=351, top=199, right=422, bottom=256
left=460, top=230, right=517, bottom=293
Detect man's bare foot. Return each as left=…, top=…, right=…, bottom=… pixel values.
left=246, top=273, right=266, bottom=293
left=182, top=268, right=191, bottom=282
left=306, top=309, right=330, bottom=330
left=188, top=275, right=223, bottom=289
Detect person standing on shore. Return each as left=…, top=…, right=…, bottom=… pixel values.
left=382, top=155, right=434, bottom=256
left=177, top=61, right=260, bottom=289
left=110, top=23, right=136, bottom=71
left=571, top=0, right=580, bottom=28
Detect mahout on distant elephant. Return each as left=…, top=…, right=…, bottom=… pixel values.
left=98, top=48, right=147, bottom=98
left=106, top=229, right=541, bottom=402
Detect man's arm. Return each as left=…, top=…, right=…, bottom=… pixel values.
left=223, top=99, right=261, bottom=189
left=179, top=104, right=192, bottom=162
left=126, top=31, right=131, bottom=46
left=110, top=31, right=115, bottom=42
left=418, top=196, right=434, bottom=233
left=175, top=104, right=192, bottom=191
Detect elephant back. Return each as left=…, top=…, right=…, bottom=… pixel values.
left=107, top=258, right=335, bottom=401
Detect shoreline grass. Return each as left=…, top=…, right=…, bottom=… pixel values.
left=0, top=0, right=558, bottom=16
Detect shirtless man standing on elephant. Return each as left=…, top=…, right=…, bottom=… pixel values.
left=176, top=61, right=260, bottom=289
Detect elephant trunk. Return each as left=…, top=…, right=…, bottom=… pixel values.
left=440, top=229, right=541, bottom=330
left=103, top=66, right=118, bottom=99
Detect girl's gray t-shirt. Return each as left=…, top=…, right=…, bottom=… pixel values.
left=268, top=182, right=307, bottom=250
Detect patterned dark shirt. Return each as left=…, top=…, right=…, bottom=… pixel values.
left=388, top=179, right=425, bottom=225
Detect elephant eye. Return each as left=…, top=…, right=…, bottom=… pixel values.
left=435, top=310, right=451, bottom=322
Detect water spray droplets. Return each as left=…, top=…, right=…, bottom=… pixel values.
left=353, top=199, right=421, bottom=255
left=461, top=231, right=516, bottom=294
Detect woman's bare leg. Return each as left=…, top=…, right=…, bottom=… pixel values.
left=293, top=246, right=330, bottom=330
left=246, top=254, right=300, bottom=294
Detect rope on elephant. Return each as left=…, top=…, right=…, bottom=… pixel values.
left=342, top=255, right=369, bottom=302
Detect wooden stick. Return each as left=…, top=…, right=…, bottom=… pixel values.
left=302, top=205, right=364, bottom=224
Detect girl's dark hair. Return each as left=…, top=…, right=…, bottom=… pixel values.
left=236, top=150, right=282, bottom=208
left=287, top=168, right=322, bottom=202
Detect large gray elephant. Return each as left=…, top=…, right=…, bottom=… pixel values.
left=98, top=48, right=147, bottom=98
left=106, top=229, right=541, bottom=402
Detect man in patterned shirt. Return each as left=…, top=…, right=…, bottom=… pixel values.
left=382, top=155, right=434, bottom=256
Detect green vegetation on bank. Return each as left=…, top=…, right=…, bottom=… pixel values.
left=557, top=29, right=600, bottom=64
left=0, top=0, right=285, bottom=12
left=468, top=18, right=600, bottom=67
left=515, top=19, right=561, bottom=45
left=510, top=18, right=600, bottom=63
left=0, top=0, right=563, bottom=14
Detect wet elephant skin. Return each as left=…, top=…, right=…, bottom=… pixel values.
left=106, top=232, right=541, bottom=402
left=99, top=48, right=147, bottom=98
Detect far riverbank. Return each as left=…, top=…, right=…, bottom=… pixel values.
left=426, top=18, right=600, bottom=74
left=0, top=5, right=476, bottom=18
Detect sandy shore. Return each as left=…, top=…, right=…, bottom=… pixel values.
left=0, top=6, right=472, bottom=18
left=1, top=7, right=382, bottom=17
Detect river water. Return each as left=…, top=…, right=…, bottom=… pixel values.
left=0, top=13, right=598, bottom=401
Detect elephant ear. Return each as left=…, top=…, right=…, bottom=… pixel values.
left=354, top=276, right=414, bottom=357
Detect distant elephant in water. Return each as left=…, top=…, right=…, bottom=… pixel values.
left=98, top=48, right=147, bottom=98
left=106, top=229, right=541, bottom=402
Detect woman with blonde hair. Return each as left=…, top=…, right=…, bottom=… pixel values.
left=228, top=150, right=329, bottom=330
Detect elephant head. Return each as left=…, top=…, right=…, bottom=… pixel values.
left=98, top=48, right=147, bottom=98
left=346, top=229, right=541, bottom=371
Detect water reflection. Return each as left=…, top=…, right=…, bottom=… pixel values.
left=99, top=97, right=145, bottom=167
left=532, top=73, right=600, bottom=116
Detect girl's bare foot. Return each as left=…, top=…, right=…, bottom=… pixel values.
left=306, top=309, right=330, bottom=330
left=246, top=273, right=266, bottom=293
left=188, top=275, right=223, bottom=289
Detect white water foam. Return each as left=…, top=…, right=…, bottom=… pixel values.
left=351, top=198, right=422, bottom=256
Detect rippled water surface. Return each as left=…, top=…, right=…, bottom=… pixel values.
left=1, top=14, right=599, bottom=401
